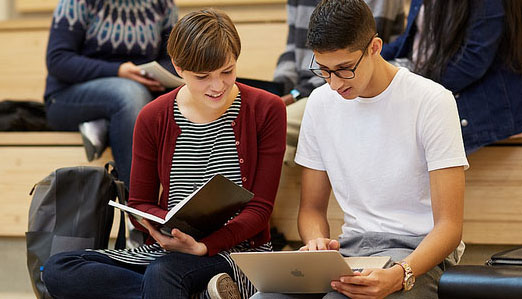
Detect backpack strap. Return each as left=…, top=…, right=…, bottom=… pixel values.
left=113, top=179, right=127, bottom=250
left=105, top=162, right=127, bottom=250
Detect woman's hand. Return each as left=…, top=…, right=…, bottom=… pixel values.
left=118, top=62, right=165, bottom=92
left=142, top=219, right=208, bottom=256
left=330, top=265, right=404, bottom=299
left=299, top=238, right=340, bottom=251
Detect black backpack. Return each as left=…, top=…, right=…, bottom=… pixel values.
left=0, top=100, right=52, bottom=131
left=26, top=162, right=127, bottom=299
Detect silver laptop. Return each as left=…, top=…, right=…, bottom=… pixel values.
left=230, top=250, right=391, bottom=293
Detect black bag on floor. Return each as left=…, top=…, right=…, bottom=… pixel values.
left=0, top=100, right=52, bottom=131
left=487, top=247, right=522, bottom=266
left=26, top=162, right=127, bottom=299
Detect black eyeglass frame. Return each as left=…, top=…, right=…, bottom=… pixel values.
left=309, top=33, right=378, bottom=80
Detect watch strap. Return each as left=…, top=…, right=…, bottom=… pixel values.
left=394, top=260, right=415, bottom=291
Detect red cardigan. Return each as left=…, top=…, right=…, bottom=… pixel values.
left=128, top=82, right=287, bottom=256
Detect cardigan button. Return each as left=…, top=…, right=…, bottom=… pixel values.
left=461, top=119, right=468, bottom=127
left=239, top=158, right=244, bottom=164
left=455, top=93, right=460, bottom=99
left=249, top=240, right=255, bottom=247
left=235, top=141, right=240, bottom=146
left=231, top=121, right=236, bottom=126
left=242, top=177, right=247, bottom=182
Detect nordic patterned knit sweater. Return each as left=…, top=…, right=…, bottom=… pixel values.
left=44, top=0, right=178, bottom=99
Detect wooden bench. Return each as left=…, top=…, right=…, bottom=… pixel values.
left=271, top=138, right=522, bottom=245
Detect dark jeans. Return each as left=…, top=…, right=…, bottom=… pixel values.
left=45, top=77, right=153, bottom=186
left=43, top=250, right=233, bottom=299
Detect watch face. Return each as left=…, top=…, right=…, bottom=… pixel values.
left=404, top=275, right=415, bottom=291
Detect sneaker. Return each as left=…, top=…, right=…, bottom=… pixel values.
left=207, top=273, right=241, bottom=299
left=79, top=119, right=108, bottom=161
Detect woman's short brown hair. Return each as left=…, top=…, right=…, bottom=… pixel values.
left=167, top=9, right=241, bottom=72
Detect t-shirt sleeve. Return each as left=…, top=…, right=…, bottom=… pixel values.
left=420, top=89, right=469, bottom=171
left=294, top=93, right=326, bottom=171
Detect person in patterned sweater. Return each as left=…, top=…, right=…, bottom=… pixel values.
left=44, top=0, right=178, bottom=187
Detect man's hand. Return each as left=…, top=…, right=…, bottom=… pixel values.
left=299, top=238, right=340, bottom=251
left=118, top=62, right=165, bottom=92
left=142, top=219, right=208, bottom=256
left=281, top=94, right=296, bottom=106
left=330, top=265, right=404, bottom=299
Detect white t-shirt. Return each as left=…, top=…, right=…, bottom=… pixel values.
left=295, top=68, right=469, bottom=237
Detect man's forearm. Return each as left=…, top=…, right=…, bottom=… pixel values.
left=298, top=207, right=331, bottom=243
left=403, top=220, right=462, bottom=276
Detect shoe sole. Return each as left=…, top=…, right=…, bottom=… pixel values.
left=208, top=273, right=241, bottom=299
left=80, top=131, right=96, bottom=162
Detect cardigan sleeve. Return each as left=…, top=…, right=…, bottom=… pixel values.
left=127, top=98, right=168, bottom=231
left=200, top=91, right=287, bottom=256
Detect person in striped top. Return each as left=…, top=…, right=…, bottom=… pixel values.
left=42, top=9, right=287, bottom=299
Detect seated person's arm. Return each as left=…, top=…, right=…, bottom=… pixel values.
left=46, top=17, right=121, bottom=84
left=439, top=0, right=504, bottom=92
left=298, top=167, right=339, bottom=251
left=403, top=166, right=465, bottom=277
left=127, top=106, right=164, bottom=224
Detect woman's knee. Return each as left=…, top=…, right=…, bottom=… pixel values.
left=42, top=252, right=77, bottom=293
left=106, top=78, right=153, bottom=114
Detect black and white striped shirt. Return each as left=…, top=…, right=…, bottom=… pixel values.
left=97, top=92, right=270, bottom=297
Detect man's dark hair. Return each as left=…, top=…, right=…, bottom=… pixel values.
left=307, top=0, right=376, bottom=53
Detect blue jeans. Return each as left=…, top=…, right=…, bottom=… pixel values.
left=43, top=250, right=234, bottom=299
left=45, top=77, right=153, bottom=186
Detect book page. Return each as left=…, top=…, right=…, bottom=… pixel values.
left=109, top=200, right=166, bottom=224
left=138, top=61, right=185, bottom=88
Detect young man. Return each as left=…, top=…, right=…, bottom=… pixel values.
left=276, top=0, right=406, bottom=165
left=253, top=0, right=468, bottom=298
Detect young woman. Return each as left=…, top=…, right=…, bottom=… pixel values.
left=382, top=0, right=522, bottom=154
left=43, top=9, right=287, bottom=299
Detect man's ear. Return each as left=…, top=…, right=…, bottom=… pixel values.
left=370, top=37, right=383, bottom=56
left=172, top=59, right=183, bottom=78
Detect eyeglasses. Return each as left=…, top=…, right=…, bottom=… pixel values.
left=309, top=33, right=378, bottom=80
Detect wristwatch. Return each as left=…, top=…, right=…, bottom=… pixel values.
left=394, top=261, right=415, bottom=291
left=289, top=89, right=302, bottom=101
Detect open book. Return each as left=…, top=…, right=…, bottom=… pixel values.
left=109, top=174, right=253, bottom=239
left=138, top=61, right=185, bottom=88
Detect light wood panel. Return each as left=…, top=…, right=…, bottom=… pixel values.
left=236, top=23, right=287, bottom=81
left=0, top=146, right=112, bottom=236
left=0, top=132, right=82, bottom=145
left=463, top=146, right=522, bottom=244
left=178, top=4, right=286, bottom=23
left=15, top=0, right=286, bottom=23
left=0, top=21, right=286, bottom=101
left=0, top=27, right=48, bottom=101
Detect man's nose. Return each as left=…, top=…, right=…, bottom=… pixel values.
left=329, top=72, right=344, bottom=91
